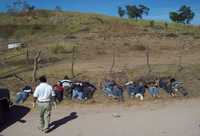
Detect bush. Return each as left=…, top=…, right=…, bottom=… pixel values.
left=164, top=22, right=168, bottom=29
left=49, top=43, right=74, bottom=54
left=134, top=44, right=146, bottom=51
left=150, top=20, right=155, bottom=27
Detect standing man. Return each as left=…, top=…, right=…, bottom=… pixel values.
left=33, top=75, right=55, bottom=133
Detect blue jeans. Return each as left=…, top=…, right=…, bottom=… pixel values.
left=148, top=87, right=159, bottom=97
left=103, top=87, right=113, bottom=96
left=112, top=86, right=123, bottom=99
left=15, top=92, right=28, bottom=104
left=72, top=89, right=83, bottom=100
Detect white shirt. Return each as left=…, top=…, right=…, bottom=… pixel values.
left=59, top=80, right=72, bottom=87
left=33, top=83, right=55, bottom=102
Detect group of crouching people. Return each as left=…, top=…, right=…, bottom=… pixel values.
left=103, top=77, right=188, bottom=101
left=15, top=76, right=188, bottom=104
left=53, top=78, right=96, bottom=102
left=15, top=76, right=97, bottom=104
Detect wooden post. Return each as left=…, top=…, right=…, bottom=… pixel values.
left=71, top=46, right=76, bottom=78
left=146, top=44, right=151, bottom=74
left=177, top=40, right=185, bottom=71
left=32, top=51, right=41, bottom=84
left=26, top=47, right=30, bottom=64
left=110, top=44, right=116, bottom=73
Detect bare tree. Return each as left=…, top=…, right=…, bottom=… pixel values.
left=32, top=50, right=41, bottom=84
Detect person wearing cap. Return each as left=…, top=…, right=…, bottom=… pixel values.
left=33, top=75, right=56, bottom=133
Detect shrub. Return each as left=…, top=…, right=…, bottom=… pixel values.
left=49, top=43, right=74, bottom=54
left=134, top=44, right=146, bottom=51
left=164, top=22, right=168, bottom=29
left=150, top=20, right=155, bottom=27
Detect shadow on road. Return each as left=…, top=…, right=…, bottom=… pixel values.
left=48, top=112, right=78, bottom=133
left=0, top=105, right=30, bottom=132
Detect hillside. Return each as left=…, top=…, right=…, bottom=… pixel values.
left=0, top=10, right=200, bottom=101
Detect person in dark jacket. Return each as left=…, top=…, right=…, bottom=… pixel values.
left=125, top=81, right=145, bottom=100
left=15, top=85, right=32, bottom=104
left=103, top=80, right=124, bottom=101
left=82, top=82, right=96, bottom=100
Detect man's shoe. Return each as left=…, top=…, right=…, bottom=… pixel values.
left=43, top=128, right=49, bottom=133
left=37, top=126, right=44, bottom=131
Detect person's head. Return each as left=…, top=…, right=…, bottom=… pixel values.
left=56, top=81, right=62, bottom=86
left=170, top=78, right=176, bottom=83
left=39, top=75, right=47, bottom=83
left=138, top=81, right=143, bottom=86
left=64, top=75, right=69, bottom=80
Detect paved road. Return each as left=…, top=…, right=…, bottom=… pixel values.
left=1, top=98, right=200, bottom=136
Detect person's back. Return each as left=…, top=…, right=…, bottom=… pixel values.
left=103, top=80, right=115, bottom=96
left=137, top=83, right=145, bottom=95
left=33, top=75, right=55, bottom=133
left=82, top=82, right=96, bottom=99
left=34, top=83, right=53, bottom=102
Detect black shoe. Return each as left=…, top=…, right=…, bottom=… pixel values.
left=43, top=128, right=49, bottom=133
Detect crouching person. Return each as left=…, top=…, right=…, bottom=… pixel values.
left=147, top=81, right=160, bottom=98
left=170, top=78, right=188, bottom=96
left=72, top=81, right=84, bottom=101
left=71, top=81, right=96, bottom=101
left=82, top=82, right=96, bottom=100
left=59, top=75, right=73, bottom=99
left=102, top=80, right=115, bottom=97
left=102, top=80, right=124, bottom=101
left=15, top=85, right=32, bottom=104
left=33, top=75, right=56, bottom=133
left=159, top=77, right=171, bottom=95
left=125, top=81, right=145, bottom=100
left=53, top=81, right=64, bottom=103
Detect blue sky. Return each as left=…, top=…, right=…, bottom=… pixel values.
left=0, top=0, right=200, bottom=24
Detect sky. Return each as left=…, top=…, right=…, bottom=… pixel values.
left=0, top=0, right=200, bottom=24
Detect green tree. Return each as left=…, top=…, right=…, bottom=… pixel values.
left=7, top=0, right=35, bottom=14
left=55, top=6, right=63, bottom=12
left=118, top=6, right=125, bottom=18
left=169, top=5, right=195, bottom=24
left=126, top=4, right=149, bottom=20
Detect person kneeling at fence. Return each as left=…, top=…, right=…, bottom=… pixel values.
left=72, top=82, right=84, bottom=100
left=71, top=81, right=96, bottom=101
left=15, top=85, right=32, bottom=104
left=125, top=81, right=145, bottom=100
left=103, top=80, right=124, bottom=101
left=53, top=81, right=64, bottom=102
left=82, top=81, right=96, bottom=100
left=147, top=81, right=160, bottom=98
left=169, top=78, right=188, bottom=96
left=59, top=75, right=73, bottom=99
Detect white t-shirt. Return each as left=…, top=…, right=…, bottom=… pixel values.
left=60, top=80, right=72, bottom=87
left=33, top=83, right=55, bottom=102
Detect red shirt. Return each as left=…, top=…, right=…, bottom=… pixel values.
left=53, top=85, right=64, bottom=92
